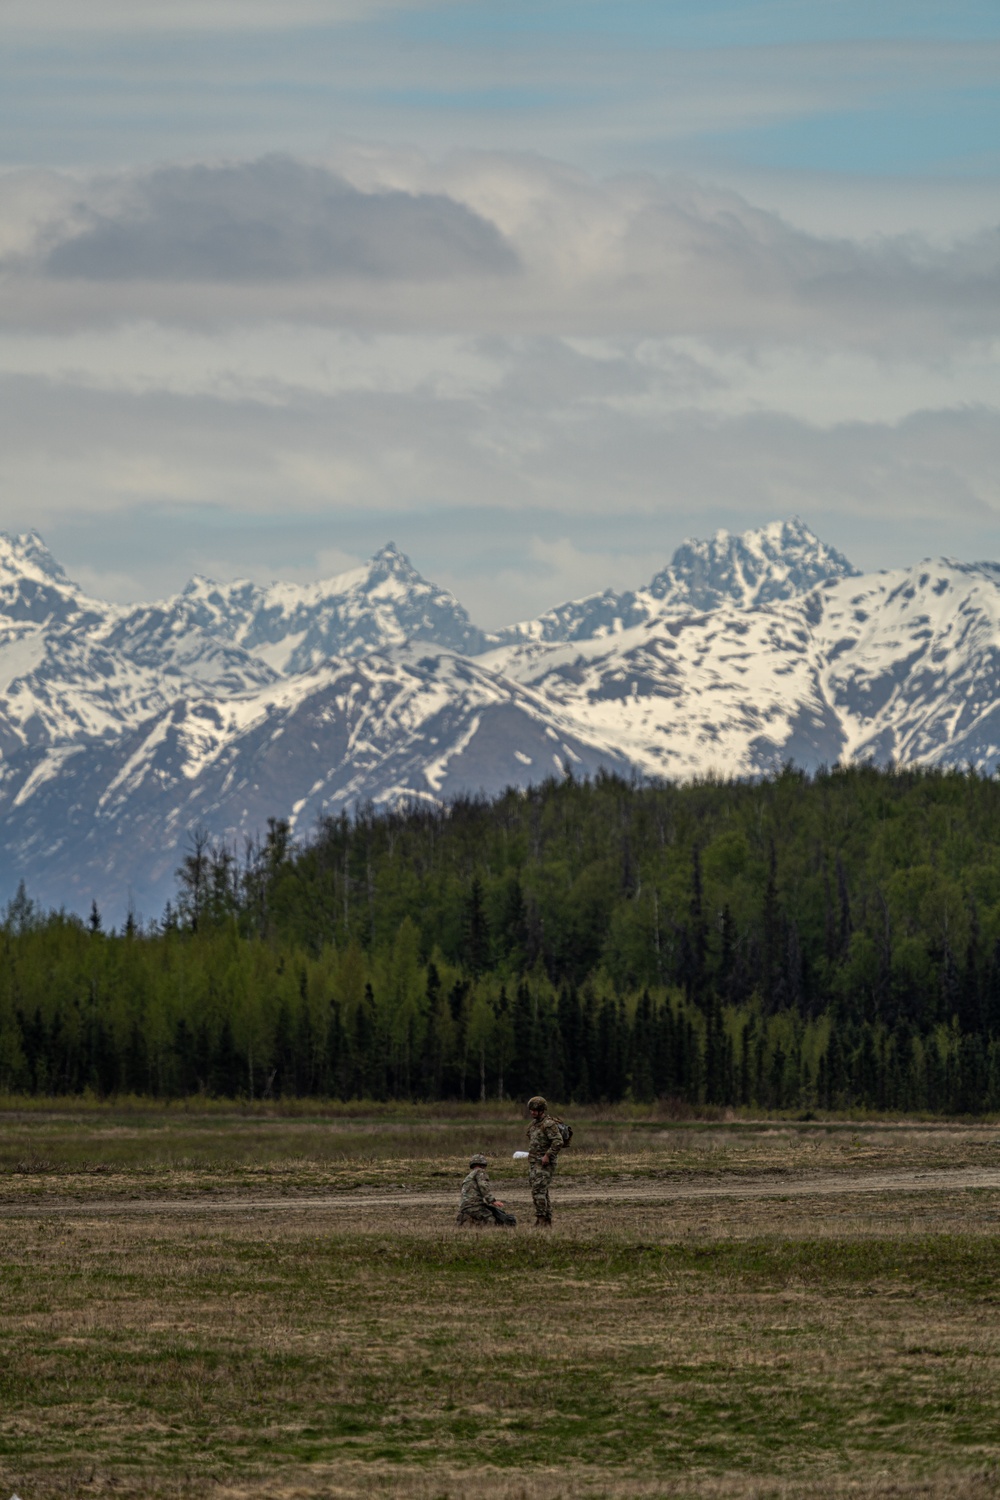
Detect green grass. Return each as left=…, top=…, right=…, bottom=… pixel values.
left=3, top=1222, right=1000, bottom=1497
left=1, top=1100, right=998, bottom=1199
left=2, top=1106, right=1000, bottom=1497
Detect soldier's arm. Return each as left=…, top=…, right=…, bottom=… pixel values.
left=542, top=1120, right=562, bottom=1162
left=476, top=1169, right=497, bottom=1205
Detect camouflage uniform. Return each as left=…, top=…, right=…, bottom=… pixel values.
left=456, top=1165, right=500, bottom=1225
left=526, top=1110, right=563, bottom=1224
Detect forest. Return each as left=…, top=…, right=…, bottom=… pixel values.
left=4, top=764, right=1000, bottom=1112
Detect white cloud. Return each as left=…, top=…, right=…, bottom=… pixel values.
left=0, top=149, right=998, bottom=619
left=2, top=0, right=436, bottom=32
left=3, top=155, right=999, bottom=360
left=3, top=357, right=998, bottom=529
left=0, top=325, right=505, bottom=405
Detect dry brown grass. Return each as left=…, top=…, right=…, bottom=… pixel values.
left=2, top=1108, right=1000, bottom=1498
left=14, top=1468, right=1000, bottom=1499
left=212, top=1470, right=1000, bottom=1499
left=1, top=1103, right=999, bottom=1203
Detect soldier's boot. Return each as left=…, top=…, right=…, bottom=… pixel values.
left=533, top=1216, right=552, bottom=1228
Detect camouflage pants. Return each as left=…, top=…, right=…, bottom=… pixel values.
left=528, top=1160, right=555, bottom=1223
left=456, top=1207, right=495, bottom=1226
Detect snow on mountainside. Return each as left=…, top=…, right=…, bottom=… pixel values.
left=487, top=517, right=858, bottom=647
left=0, top=529, right=75, bottom=590
left=0, top=646, right=630, bottom=914
left=481, top=602, right=844, bottom=780
left=0, top=535, right=489, bottom=755
left=0, top=519, right=998, bottom=918
left=0, top=530, right=111, bottom=632
left=486, top=557, right=1000, bottom=781
left=817, top=560, right=1000, bottom=768
left=0, top=630, right=173, bottom=754
left=648, top=517, right=859, bottom=610
left=0, top=534, right=277, bottom=754
left=0, top=535, right=485, bottom=757
left=172, top=542, right=487, bottom=672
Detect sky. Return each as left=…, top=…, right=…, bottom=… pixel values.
left=1, top=0, right=999, bottom=627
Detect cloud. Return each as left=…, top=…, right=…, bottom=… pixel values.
left=2, top=154, right=997, bottom=356
left=1, top=149, right=999, bottom=622
left=2, top=353, right=998, bottom=527
left=3, top=0, right=434, bottom=31
left=7, top=22, right=1000, bottom=165
left=6, top=323, right=997, bottom=432
left=40, top=158, right=518, bottom=284
left=3, top=340, right=998, bottom=623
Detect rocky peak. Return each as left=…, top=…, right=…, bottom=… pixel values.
left=0, top=529, right=74, bottom=588
left=648, top=517, right=859, bottom=611
left=366, top=541, right=422, bottom=586
left=372, top=541, right=406, bottom=565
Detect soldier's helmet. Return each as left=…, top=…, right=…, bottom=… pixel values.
left=527, top=1095, right=547, bottom=1112
left=469, top=1153, right=488, bottom=1168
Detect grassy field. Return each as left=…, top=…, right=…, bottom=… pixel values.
left=3, top=1099, right=999, bottom=1199
left=2, top=1102, right=1000, bottom=1499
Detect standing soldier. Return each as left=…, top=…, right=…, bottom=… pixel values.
left=456, top=1154, right=515, bottom=1226
left=525, top=1095, right=563, bottom=1227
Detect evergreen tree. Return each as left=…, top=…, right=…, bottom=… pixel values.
left=630, top=990, right=655, bottom=1102
left=509, top=981, right=535, bottom=1101
left=464, top=878, right=491, bottom=977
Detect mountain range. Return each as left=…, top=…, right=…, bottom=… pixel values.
left=0, top=515, right=995, bottom=919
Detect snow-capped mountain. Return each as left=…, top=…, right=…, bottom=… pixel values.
left=0, top=531, right=112, bottom=638
left=647, top=517, right=859, bottom=611
left=0, top=537, right=276, bottom=755
left=481, top=601, right=843, bottom=780
left=157, top=542, right=487, bottom=673
left=817, top=560, right=1000, bottom=768
left=486, top=556, right=1000, bottom=781
left=0, top=518, right=997, bottom=918
left=0, top=645, right=632, bottom=913
left=488, top=516, right=858, bottom=646
left=0, top=535, right=482, bottom=754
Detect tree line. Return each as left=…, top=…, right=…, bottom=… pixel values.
left=4, top=764, right=1000, bottom=1112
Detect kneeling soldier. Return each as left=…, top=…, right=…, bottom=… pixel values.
left=456, top=1154, right=516, bottom=1226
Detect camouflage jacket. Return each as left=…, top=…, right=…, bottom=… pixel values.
left=526, top=1113, right=564, bottom=1165
left=458, top=1166, right=497, bottom=1215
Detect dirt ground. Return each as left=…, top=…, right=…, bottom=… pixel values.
left=3, top=1112, right=1000, bottom=1498
left=7, top=1162, right=1000, bottom=1262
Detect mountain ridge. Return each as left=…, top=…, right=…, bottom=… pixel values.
left=0, top=517, right=994, bottom=919
left=485, top=516, right=860, bottom=647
